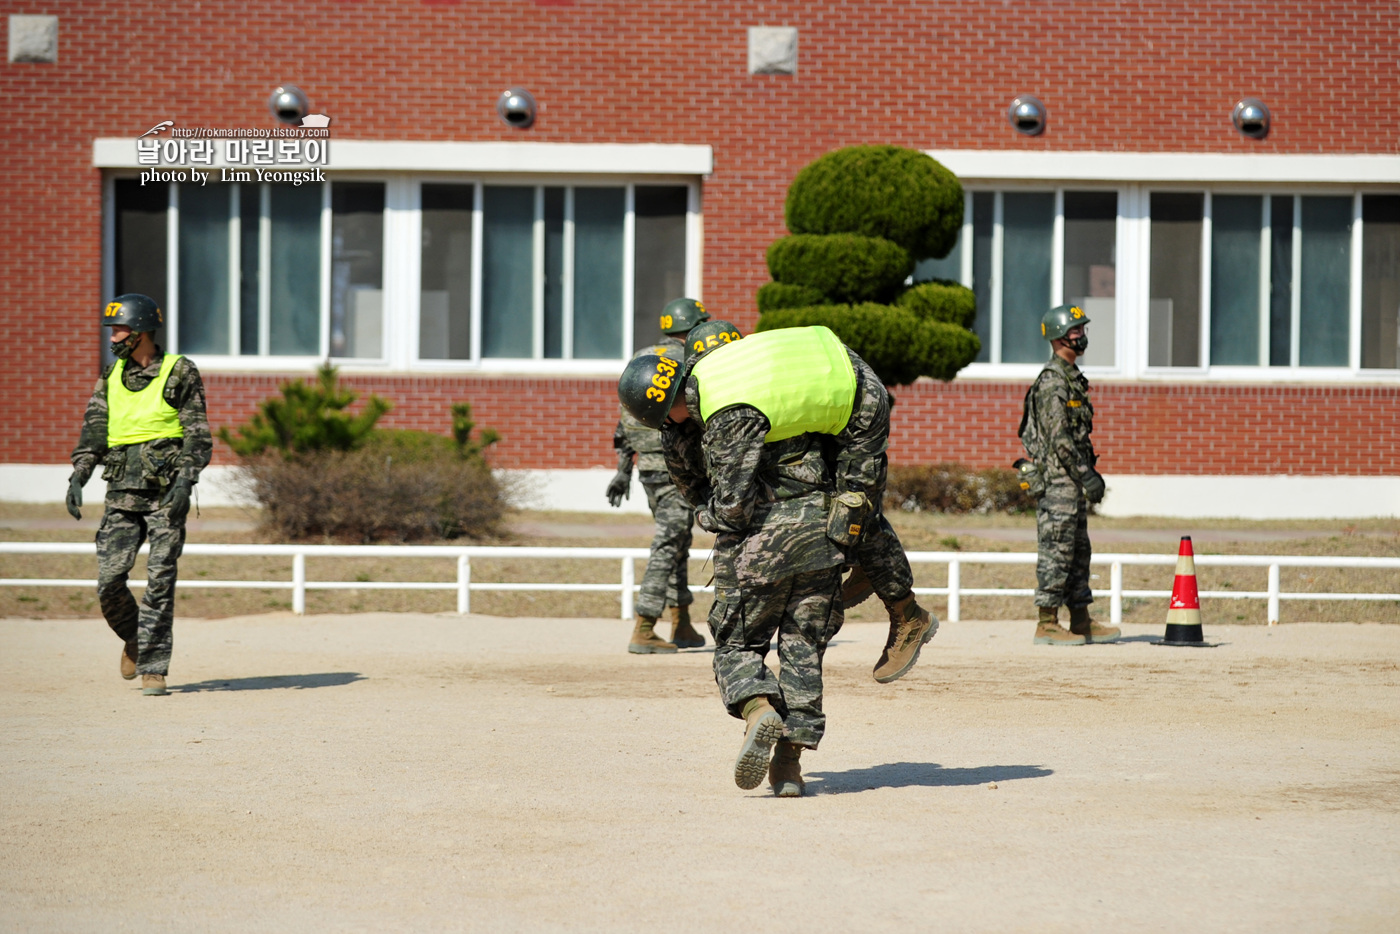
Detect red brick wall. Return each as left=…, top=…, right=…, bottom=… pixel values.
left=3, top=1, right=1398, bottom=471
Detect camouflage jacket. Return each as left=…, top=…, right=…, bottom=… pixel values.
left=70, top=349, right=213, bottom=505
left=613, top=337, right=683, bottom=475
left=1020, top=353, right=1095, bottom=485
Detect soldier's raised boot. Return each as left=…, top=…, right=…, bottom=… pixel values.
left=734, top=696, right=784, bottom=790
left=873, top=592, right=938, bottom=683
left=841, top=564, right=876, bottom=609
left=1069, top=605, right=1121, bottom=643
left=141, top=674, right=169, bottom=696
left=120, top=640, right=138, bottom=680
left=769, top=740, right=805, bottom=797
left=669, top=605, right=706, bottom=649
left=1034, top=606, right=1086, bottom=645
left=627, top=614, right=678, bottom=654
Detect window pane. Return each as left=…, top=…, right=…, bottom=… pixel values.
left=176, top=183, right=231, bottom=355
left=1063, top=191, right=1117, bottom=367
left=419, top=183, right=474, bottom=361
left=1298, top=196, right=1352, bottom=367
left=482, top=186, right=535, bottom=358
left=1210, top=195, right=1262, bottom=366
left=1001, top=192, right=1054, bottom=363
left=331, top=182, right=384, bottom=359
left=573, top=186, right=626, bottom=359
left=239, top=184, right=260, bottom=355
left=913, top=229, right=962, bottom=283
left=970, top=192, right=993, bottom=362
left=543, top=188, right=565, bottom=358
left=1361, top=195, right=1400, bottom=369
left=1269, top=196, right=1293, bottom=366
left=268, top=183, right=321, bottom=356
left=111, top=179, right=168, bottom=361
left=632, top=186, right=687, bottom=351
left=1149, top=192, right=1203, bottom=367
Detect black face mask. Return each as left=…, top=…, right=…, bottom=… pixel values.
left=110, top=331, right=142, bottom=360
left=1065, top=334, right=1089, bottom=354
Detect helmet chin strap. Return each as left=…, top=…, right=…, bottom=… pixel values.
left=110, top=331, right=144, bottom=360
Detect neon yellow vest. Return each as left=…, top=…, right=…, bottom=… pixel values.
left=691, top=326, right=856, bottom=442
left=107, top=354, right=184, bottom=446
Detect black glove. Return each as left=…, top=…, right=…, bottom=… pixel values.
left=605, top=469, right=631, bottom=508
left=1081, top=468, right=1106, bottom=505
left=65, top=473, right=84, bottom=521
left=162, top=477, right=194, bottom=524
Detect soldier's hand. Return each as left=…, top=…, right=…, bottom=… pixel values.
left=163, top=477, right=194, bottom=524
left=65, top=474, right=84, bottom=521
left=605, top=469, right=631, bottom=508
left=1082, top=468, right=1106, bottom=505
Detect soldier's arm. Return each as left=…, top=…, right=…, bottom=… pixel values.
left=1036, top=373, right=1089, bottom=485
left=700, top=407, right=770, bottom=533
left=70, top=367, right=113, bottom=484
left=612, top=417, right=635, bottom=473
left=167, top=357, right=212, bottom=483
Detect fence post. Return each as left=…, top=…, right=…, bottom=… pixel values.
left=620, top=557, right=635, bottom=620
left=292, top=551, right=306, bottom=615
left=457, top=554, right=471, bottom=615
left=1267, top=563, right=1280, bottom=625
left=1110, top=561, right=1123, bottom=626
left=947, top=559, right=960, bottom=624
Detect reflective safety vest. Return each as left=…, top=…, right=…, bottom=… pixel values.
left=107, top=354, right=184, bottom=446
left=690, top=326, right=856, bottom=442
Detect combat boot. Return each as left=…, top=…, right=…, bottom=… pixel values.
left=669, top=605, right=706, bottom=649
left=627, top=615, right=678, bottom=654
left=1034, top=606, right=1086, bottom=645
left=1069, top=605, right=1121, bottom=643
left=841, top=564, right=876, bottom=609
left=120, top=640, right=138, bottom=680
left=141, top=674, right=169, bottom=696
left=734, top=697, right=784, bottom=790
left=873, top=592, right=939, bottom=683
left=769, top=740, right=805, bottom=798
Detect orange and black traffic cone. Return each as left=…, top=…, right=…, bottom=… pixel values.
left=1159, top=536, right=1210, bottom=646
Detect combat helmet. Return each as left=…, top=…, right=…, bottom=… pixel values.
left=1040, top=303, right=1090, bottom=341
left=684, top=319, right=744, bottom=369
left=102, top=293, right=163, bottom=332
left=618, top=349, right=684, bottom=430
left=659, top=297, right=710, bottom=336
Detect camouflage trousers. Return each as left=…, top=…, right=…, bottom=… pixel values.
left=710, top=566, right=844, bottom=748
left=635, top=472, right=695, bottom=619
left=1035, top=473, right=1093, bottom=608
left=96, top=496, right=186, bottom=676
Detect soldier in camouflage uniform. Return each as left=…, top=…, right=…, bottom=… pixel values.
left=1018, top=304, right=1119, bottom=646
left=67, top=294, right=212, bottom=695
left=606, top=298, right=710, bottom=654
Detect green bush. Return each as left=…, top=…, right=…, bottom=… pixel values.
left=756, top=281, right=827, bottom=313
left=217, top=364, right=390, bottom=457
left=885, top=463, right=1034, bottom=514
left=766, top=233, right=912, bottom=304
left=785, top=145, right=963, bottom=260
left=897, top=278, right=977, bottom=328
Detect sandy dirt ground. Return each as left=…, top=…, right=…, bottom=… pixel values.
left=1, top=612, right=1397, bottom=933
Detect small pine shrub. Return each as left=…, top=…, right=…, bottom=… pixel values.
left=885, top=463, right=1035, bottom=514
left=766, top=233, right=912, bottom=304
left=897, top=278, right=977, bottom=328
left=217, top=364, right=390, bottom=457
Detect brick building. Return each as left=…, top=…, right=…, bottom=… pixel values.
left=2, top=1, right=1397, bottom=517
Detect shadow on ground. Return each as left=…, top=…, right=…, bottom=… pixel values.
left=807, top=762, right=1052, bottom=794
left=176, top=672, right=365, bottom=693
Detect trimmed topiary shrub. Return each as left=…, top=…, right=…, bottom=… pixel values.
left=756, top=281, right=827, bottom=313
left=785, top=144, right=964, bottom=261
left=766, top=233, right=913, bottom=304
left=896, top=278, right=977, bottom=328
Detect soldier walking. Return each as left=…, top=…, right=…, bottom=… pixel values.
left=67, top=294, right=211, bottom=695
left=607, top=298, right=709, bottom=654
left=1018, top=304, right=1120, bottom=646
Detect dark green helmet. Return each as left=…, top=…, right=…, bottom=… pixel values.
left=102, top=293, right=163, bottom=332
left=659, top=297, right=710, bottom=336
left=618, top=350, right=684, bottom=429
left=684, top=319, right=744, bottom=368
left=1041, top=303, right=1090, bottom=341
left=631, top=339, right=684, bottom=363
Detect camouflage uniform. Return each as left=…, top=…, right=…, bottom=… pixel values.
left=663, top=384, right=845, bottom=748
left=612, top=338, right=694, bottom=620
left=1020, top=354, right=1095, bottom=609
left=70, top=349, right=212, bottom=676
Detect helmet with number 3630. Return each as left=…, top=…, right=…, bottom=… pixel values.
left=618, top=350, right=684, bottom=430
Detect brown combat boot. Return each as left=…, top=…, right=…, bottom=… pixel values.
left=627, top=615, right=677, bottom=654
left=1069, top=605, right=1121, bottom=643
left=1034, top=606, right=1086, bottom=645
left=769, top=740, right=805, bottom=798
left=841, top=564, right=876, bottom=609
left=141, top=674, right=169, bottom=696
left=734, top=697, right=784, bottom=790
left=120, top=640, right=138, bottom=680
left=873, top=592, right=938, bottom=683
left=669, top=605, right=706, bottom=649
